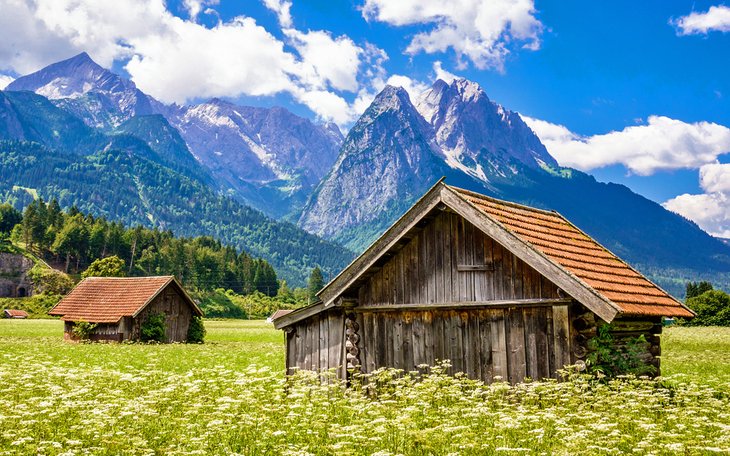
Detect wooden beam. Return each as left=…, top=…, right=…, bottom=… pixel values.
left=356, top=298, right=572, bottom=313
left=440, top=186, right=621, bottom=323
left=456, top=264, right=494, bottom=272
left=273, top=302, right=326, bottom=329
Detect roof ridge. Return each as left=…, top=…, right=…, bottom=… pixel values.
left=82, top=275, right=174, bottom=280
left=447, top=185, right=560, bottom=217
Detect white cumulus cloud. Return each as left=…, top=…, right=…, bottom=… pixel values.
left=521, top=115, right=730, bottom=175
left=385, top=75, right=429, bottom=100
left=433, top=61, right=460, bottom=83
left=0, top=0, right=393, bottom=127
left=183, top=0, right=219, bottom=21
left=361, top=0, right=542, bottom=70
left=663, top=193, right=730, bottom=237
left=663, top=163, right=730, bottom=238
left=672, top=5, right=730, bottom=35
left=700, top=162, right=730, bottom=193
left=285, top=28, right=363, bottom=92
left=262, top=0, right=293, bottom=28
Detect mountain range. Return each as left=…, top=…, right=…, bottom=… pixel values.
left=3, top=52, right=730, bottom=295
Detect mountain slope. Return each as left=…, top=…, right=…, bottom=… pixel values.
left=114, top=114, right=213, bottom=185
left=8, top=53, right=344, bottom=218
left=416, top=79, right=558, bottom=179
left=0, top=90, right=105, bottom=154
left=0, top=90, right=353, bottom=285
left=164, top=100, right=343, bottom=218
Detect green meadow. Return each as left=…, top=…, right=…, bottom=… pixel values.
left=0, top=320, right=729, bottom=455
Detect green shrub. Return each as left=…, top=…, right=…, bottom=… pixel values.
left=586, top=324, right=656, bottom=377
left=27, top=264, right=74, bottom=295
left=0, top=294, right=61, bottom=318
left=71, top=321, right=97, bottom=340
left=187, top=316, right=206, bottom=343
left=140, top=313, right=166, bottom=342
left=686, top=290, right=730, bottom=326
left=81, top=256, right=126, bottom=278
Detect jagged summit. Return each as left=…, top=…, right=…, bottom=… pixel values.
left=7, top=52, right=155, bottom=129
left=299, top=78, right=563, bottom=248
left=9, top=52, right=127, bottom=99
left=415, top=78, right=558, bottom=178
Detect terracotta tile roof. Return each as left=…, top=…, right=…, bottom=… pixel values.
left=452, top=186, right=694, bottom=318
left=49, top=276, right=177, bottom=323
left=4, top=309, right=29, bottom=318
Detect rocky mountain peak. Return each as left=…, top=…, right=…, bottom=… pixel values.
left=7, top=52, right=156, bottom=129
left=8, top=52, right=125, bottom=99
left=414, top=78, right=558, bottom=180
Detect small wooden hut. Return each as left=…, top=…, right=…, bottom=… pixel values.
left=50, top=276, right=203, bottom=342
left=274, top=182, right=694, bottom=383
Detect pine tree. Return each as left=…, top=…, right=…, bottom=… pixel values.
left=686, top=281, right=714, bottom=300
left=308, top=266, right=324, bottom=303
left=0, top=204, right=22, bottom=235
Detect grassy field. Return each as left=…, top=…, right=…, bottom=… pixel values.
left=0, top=320, right=729, bottom=455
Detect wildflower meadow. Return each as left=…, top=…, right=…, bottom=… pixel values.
left=0, top=320, right=729, bottom=455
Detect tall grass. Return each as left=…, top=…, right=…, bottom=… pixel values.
left=0, top=321, right=728, bottom=455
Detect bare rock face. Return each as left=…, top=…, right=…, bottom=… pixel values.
left=298, top=86, right=452, bottom=248
left=298, top=80, right=558, bottom=250
left=166, top=100, right=343, bottom=218
left=416, top=79, right=558, bottom=182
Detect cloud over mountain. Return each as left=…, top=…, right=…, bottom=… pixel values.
left=664, top=163, right=730, bottom=238
left=0, top=0, right=382, bottom=126
left=522, top=115, right=730, bottom=175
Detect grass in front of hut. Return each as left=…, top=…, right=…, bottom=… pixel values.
left=0, top=321, right=728, bottom=455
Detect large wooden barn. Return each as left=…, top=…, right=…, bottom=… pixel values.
left=50, top=276, right=202, bottom=342
left=274, top=182, right=694, bottom=383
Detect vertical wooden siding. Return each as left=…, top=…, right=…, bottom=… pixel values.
left=287, top=310, right=345, bottom=375
left=133, top=287, right=194, bottom=342
left=358, top=211, right=562, bottom=306
left=357, top=305, right=572, bottom=383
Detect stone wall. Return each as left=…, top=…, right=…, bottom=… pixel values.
left=0, top=253, right=34, bottom=298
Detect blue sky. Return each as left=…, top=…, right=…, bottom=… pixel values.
left=0, top=0, right=729, bottom=236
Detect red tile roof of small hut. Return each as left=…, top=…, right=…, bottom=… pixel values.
left=4, top=309, right=29, bottom=318
left=451, top=186, right=694, bottom=318
left=49, top=276, right=201, bottom=323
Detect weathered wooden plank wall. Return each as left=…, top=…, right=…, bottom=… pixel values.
left=358, top=211, right=562, bottom=306
left=356, top=305, right=572, bottom=383
left=287, top=310, right=345, bottom=374
left=285, top=209, right=664, bottom=381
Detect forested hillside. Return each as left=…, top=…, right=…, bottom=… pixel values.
left=5, top=198, right=280, bottom=295
left=0, top=140, right=352, bottom=286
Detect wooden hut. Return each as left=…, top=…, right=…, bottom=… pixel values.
left=50, top=276, right=203, bottom=342
left=274, top=182, right=694, bottom=383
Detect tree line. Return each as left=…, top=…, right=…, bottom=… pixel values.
left=1, top=199, right=282, bottom=296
